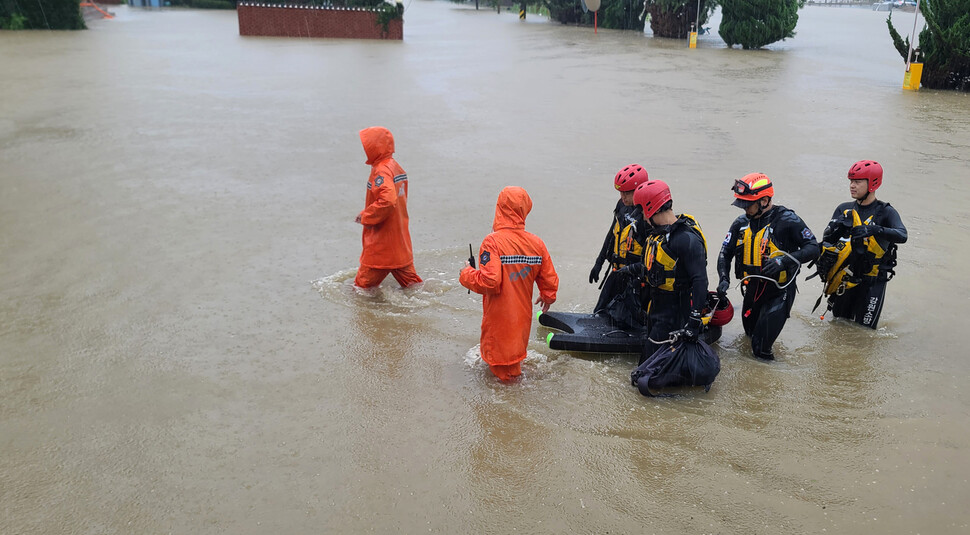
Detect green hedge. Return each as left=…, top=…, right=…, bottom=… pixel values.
left=0, top=0, right=85, bottom=30
left=167, top=0, right=236, bottom=7
left=187, top=0, right=235, bottom=8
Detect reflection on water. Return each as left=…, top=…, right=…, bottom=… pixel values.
left=2, top=2, right=969, bottom=534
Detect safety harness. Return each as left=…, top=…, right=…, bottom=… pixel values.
left=643, top=214, right=708, bottom=293
left=809, top=203, right=897, bottom=318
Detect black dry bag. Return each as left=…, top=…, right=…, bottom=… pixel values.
left=631, top=339, right=720, bottom=397
left=602, top=276, right=645, bottom=331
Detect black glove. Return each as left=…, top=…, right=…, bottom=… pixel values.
left=815, top=247, right=836, bottom=277
left=851, top=225, right=882, bottom=239
left=615, top=263, right=644, bottom=280
left=683, top=311, right=703, bottom=341
left=760, top=256, right=788, bottom=279
left=589, top=259, right=604, bottom=284
left=716, top=278, right=730, bottom=299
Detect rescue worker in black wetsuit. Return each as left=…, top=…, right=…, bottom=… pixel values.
left=589, top=164, right=649, bottom=313
left=820, top=160, right=907, bottom=329
left=717, top=173, right=820, bottom=361
left=616, top=180, right=708, bottom=364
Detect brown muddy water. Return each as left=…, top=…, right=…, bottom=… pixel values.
left=2, top=3, right=969, bottom=533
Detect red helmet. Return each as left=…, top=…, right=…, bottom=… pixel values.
left=614, top=164, right=649, bottom=192
left=706, top=291, right=734, bottom=327
left=847, top=160, right=882, bottom=193
left=634, top=180, right=672, bottom=219
left=731, top=173, right=774, bottom=208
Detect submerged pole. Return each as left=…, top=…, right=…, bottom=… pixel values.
left=906, top=0, right=921, bottom=69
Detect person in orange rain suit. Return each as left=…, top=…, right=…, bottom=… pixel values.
left=354, top=126, right=422, bottom=289
left=460, top=186, right=559, bottom=381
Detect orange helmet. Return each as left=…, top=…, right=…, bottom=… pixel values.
left=731, top=173, right=774, bottom=208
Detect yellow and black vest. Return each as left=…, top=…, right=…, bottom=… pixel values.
left=735, top=222, right=791, bottom=284
left=644, top=214, right=707, bottom=293
left=611, top=215, right=645, bottom=268
left=818, top=236, right=858, bottom=297
left=819, top=208, right=895, bottom=296
left=845, top=207, right=891, bottom=279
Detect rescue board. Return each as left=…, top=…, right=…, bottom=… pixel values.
left=538, top=311, right=721, bottom=354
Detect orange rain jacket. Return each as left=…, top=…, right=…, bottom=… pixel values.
left=358, top=127, right=414, bottom=270
left=460, top=187, right=559, bottom=367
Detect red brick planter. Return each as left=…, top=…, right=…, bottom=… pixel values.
left=237, top=3, right=403, bottom=40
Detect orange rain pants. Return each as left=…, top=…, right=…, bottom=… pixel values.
left=354, top=264, right=422, bottom=289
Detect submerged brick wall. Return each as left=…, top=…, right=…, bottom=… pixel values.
left=237, top=3, right=403, bottom=40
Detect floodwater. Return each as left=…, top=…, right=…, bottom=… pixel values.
left=2, top=2, right=969, bottom=533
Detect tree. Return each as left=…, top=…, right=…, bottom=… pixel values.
left=546, top=0, right=646, bottom=32
left=887, top=0, right=970, bottom=91
left=644, top=0, right=714, bottom=39
left=719, top=0, right=803, bottom=49
left=602, top=0, right=648, bottom=31
left=546, top=0, right=589, bottom=25
left=0, top=0, right=85, bottom=30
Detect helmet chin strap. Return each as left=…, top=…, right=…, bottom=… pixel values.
left=645, top=216, right=669, bottom=236
left=854, top=191, right=875, bottom=204
left=751, top=198, right=769, bottom=219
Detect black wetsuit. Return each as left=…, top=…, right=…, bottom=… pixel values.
left=634, top=218, right=708, bottom=364
left=718, top=206, right=820, bottom=360
left=822, top=200, right=907, bottom=329
left=593, top=201, right=646, bottom=313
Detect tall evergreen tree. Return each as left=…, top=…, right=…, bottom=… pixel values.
left=887, top=0, right=970, bottom=91
left=719, top=0, right=803, bottom=49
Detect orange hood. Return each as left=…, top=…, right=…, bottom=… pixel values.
left=359, top=126, right=395, bottom=165
left=493, top=186, right=532, bottom=231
